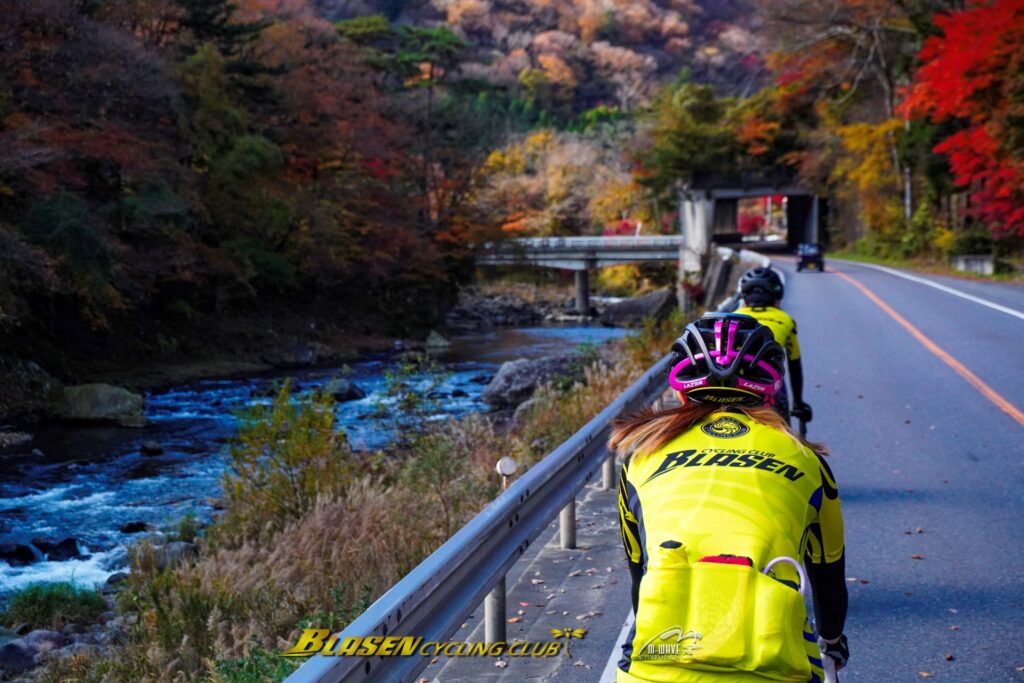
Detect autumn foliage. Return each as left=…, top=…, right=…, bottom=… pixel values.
left=901, top=0, right=1024, bottom=238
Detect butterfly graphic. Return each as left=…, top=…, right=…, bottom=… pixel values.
left=550, top=627, right=587, bottom=657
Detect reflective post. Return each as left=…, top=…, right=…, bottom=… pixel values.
left=602, top=455, right=615, bottom=490
left=560, top=499, right=576, bottom=549
left=484, top=577, right=506, bottom=644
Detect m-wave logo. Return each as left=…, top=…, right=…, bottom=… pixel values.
left=636, top=626, right=702, bottom=661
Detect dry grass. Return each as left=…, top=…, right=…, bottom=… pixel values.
left=32, top=315, right=679, bottom=682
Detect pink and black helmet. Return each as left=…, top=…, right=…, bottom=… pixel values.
left=668, top=314, right=786, bottom=406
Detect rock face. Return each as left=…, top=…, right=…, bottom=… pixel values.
left=481, top=356, right=578, bottom=408
left=445, top=293, right=544, bottom=331
left=59, top=384, right=144, bottom=424
left=599, top=288, right=678, bottom=327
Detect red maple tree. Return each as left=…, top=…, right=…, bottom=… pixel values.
left=900, top=0, right=1024, bottom=237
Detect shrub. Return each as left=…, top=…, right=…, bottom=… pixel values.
left=1, top=582, right=107, bottom=631
left=211, top=384, right=359, bottom=547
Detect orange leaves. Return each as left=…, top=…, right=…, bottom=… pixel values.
left=737, top=116, right=779, bottom=156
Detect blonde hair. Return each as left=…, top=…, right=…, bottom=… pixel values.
left=609, top=401, right=828, bottom=461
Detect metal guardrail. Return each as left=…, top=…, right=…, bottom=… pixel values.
left=482, top=235, right=684, bottom=251
left=284, top=353, right=674, bottom=683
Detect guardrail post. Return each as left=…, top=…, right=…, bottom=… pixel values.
left=602, top=455, right=616, bottom=490
left=484, top=576, right=506, bottom=644
left=560, top=499, right=576, bottom=549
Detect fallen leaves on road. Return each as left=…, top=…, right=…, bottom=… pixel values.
left=507, top=617, right=523, bottom=624
left=531, top=579, right=545, bottom=585
left=911, top=554, right=926, bottom=560
left=519, top=601, right=531, bottom=607
left=949, top=608, right=958, bottom=614
left=950, top=625, right=959, bottom=631
left=495, top=660, right=508, bottom=669
left=573, top=661, right=590, bottom=669
left=568, top=569, right=582, bottom=577
left=576, top=610, right=603, bottom=621
left=944, top=654, right=955, bottom=661
left=846, top=577, right=857, bottom=582
left=917, top=672, right=933, bottom=678
left=517, top=609, right=525, bottom=615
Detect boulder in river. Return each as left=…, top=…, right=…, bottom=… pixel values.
left=599, top=288, right=678, bottom=327
left=119, top=521, right=151, bottom=534
left=31, top=538, right=83, bottom=562
left=481, top=356, right=580, bottom=408
left=322, top=379, right=366, bottom=402
left=140, top=440, right=163, bottom=456
left=425, top=330, right=451, bottom=350
left=59, top=384, right=144, bottom=424
left=0, top=543, right=41, bottom=566
left=0, top=357, right=65, bottom=422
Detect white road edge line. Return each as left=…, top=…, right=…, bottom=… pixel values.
left=836, top=259, right=1024, bottom=322
left=600, top=611, right=634, bottom=683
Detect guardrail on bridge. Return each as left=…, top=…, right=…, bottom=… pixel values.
left=284, top=353, right=674, bottom=683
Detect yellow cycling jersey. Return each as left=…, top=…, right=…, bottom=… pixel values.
left=617, top=412, right=843, bottom=683
left=735, top=306, right=801, bottom=361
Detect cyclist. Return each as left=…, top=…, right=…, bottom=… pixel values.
left=611, top=313, right=848, bottom=682
left=734, top=267, right=811, bottom=425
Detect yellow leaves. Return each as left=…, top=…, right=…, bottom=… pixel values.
left=524, top=129, right=556, bottom=156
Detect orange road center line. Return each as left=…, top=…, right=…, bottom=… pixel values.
left=834, top=270, right=1024, bottom=427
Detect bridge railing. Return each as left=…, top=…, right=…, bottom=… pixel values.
left=283, top=353, right=674, bottom=683
left=481, top=235, right=684, bottom=252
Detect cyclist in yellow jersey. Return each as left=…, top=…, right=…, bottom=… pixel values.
left=610, top=314, right=847, bottom=683
left=734, top=267, right=811, bottom=425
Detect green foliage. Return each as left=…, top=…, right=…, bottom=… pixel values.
left=212, top=384, right=359, bottom=545
left=950, top=229, right=994, bottom=256
left=211, top=642, right=301, bottom=683
left=21, top=193, right=109, bottom=279
left=170, top=510, right=202, bottom=543
left=1, top=582, right=107, bottom=631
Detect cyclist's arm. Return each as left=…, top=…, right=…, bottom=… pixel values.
left=804, top=454, right=847, bottom=640
left=618, top=457, right=643, bottom=614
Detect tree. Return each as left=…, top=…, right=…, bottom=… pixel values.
left=900, top=0, right=1024, bottom=238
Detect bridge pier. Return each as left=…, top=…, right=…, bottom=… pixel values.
left=574, top=270, right=589, bottom=315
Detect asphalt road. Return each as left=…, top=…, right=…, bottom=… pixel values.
left=763, top=258, right=1024, bottom=682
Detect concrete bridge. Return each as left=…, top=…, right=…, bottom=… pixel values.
left=476, top=236, right=684, bottom=314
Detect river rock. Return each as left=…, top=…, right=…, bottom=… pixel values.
left=31, top=538, right=83, bottom=562
left=0, top=640, right=34, bottom=674
left=0, top=432, right=32, bottom=448
left=22, top=630, right=67, bottom=654
left=0, top=357, right=65, bottom=422
left=0, top=543, right=41, bottom=566
left=322, top=379, right=366, bottom=402
left=425, top=331, right=451, bottom=350
left=119, top=521, right=150, bottom=534
left=481, top=356, right=579, bottom=408
left=451, top=389, right=468, bottom=398
left=59, top=384, right=144, bottom=424
left=140, top=441, right=163, bottom=456
left=599, top=288, right=678, bottom=327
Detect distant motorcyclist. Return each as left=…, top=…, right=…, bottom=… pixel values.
left=734, top=267, right=811, bottom=425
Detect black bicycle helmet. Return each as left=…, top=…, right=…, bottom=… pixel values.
left=668, top=314, right=785, bottom=406
left=739, top=267, right=784, bottom=306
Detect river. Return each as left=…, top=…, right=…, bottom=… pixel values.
left=0, top=324, right=629, bottom=594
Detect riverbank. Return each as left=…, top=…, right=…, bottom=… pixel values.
left=0, top=310, right=678, bottom=682
left=0, top=282, right=592, bottom=426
